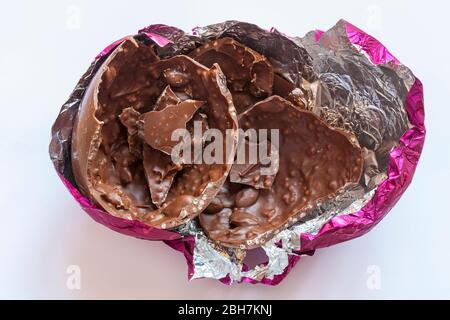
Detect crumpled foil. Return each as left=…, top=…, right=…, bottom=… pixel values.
left=49, top=19, right=425, bottom=285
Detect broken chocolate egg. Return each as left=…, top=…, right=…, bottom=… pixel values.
left=70, top=35, right=362, bottom=247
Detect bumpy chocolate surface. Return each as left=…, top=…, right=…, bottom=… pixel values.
left=71, top=37, right=238, bottom=229
left=189, top=37, right=306, bottom=113
left=142, top=99, right=205, bottom=155
left=71, top=35, right=362, bottom=247
left=199, top=96, right=363, bottom=248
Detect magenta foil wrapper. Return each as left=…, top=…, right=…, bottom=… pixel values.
left=50, top=20, right=425, bottom=285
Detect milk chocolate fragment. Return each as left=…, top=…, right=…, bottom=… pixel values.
left=190, top=37, right=274, bottom=113
left=199, top=96, right=363, bottom=248
left=153, top=85, right=182, bottom=111
left=142, top=145, right=181, bottom=207
left=190, top=37, right=306, bottom=113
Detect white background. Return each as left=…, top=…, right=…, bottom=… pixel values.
left=0, top=0, right=449, bottom=299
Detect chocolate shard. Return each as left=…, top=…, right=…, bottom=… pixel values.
left=153, top=85, right=182, bottom=111
left=189, top=37, right=274, bottom=113
left=142, top=144, right=181, bottom=207
left=119, top=107, right=142, bottom=157
left=187, top=112, right=209, bottom=163
left=71, top=37, right=159, bottom=203
left=229, top=139, right=279, bottom=189
left=158, top=62, right=239, bottom=206
left=199, top=95, right=363, bottom=249
left=141, top=99, right=205, bottom=156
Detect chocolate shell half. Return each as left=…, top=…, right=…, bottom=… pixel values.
left=71, top=38, right=238, bottom=229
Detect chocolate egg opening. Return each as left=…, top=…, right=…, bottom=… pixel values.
left=71, top=36, right=362, bottom=245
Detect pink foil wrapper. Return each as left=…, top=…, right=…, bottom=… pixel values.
left=51, top=20, right=425, bottom=285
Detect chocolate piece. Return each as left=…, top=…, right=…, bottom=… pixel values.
left=272, top=74, right=307, bottom=109
left=153, top=85, right=182, bottom=111
left=142, top=144, right=181, bottom=207
left=139, top=85, right=189, bottom=206
left=199, top=96, right=363, bottom=248
left=141, top=100, right=205, bottom=155
left=140, top=98, right=205, bottom=207
left=229, top=140, right=279, bottom=189
left=187, top=112, right=210, bottom=163
left=189, top=37, right=274, bottom=113
left=189, top=37, right=307, bottom=114
left=229, top=91, right=258, bottom=113
left=71, top=38, right=159, bottom=201
left=71, top=38, right=238, bottom=229
left=119, top=107, right=142, bottom=157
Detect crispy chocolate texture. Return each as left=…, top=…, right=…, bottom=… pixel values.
left=139, top=84, right=187, bottom=207
left=71, top=38, right=238, bottom=229
left=141, top=98, right=205, bottom=207
left=142, top=100, right=205, bottom=155
left=199, top=96, right=363, bottom=248
left=189, top=37, right=274, bottom=113
left=142, top=144, right=181, bottom=207
left=189, top=37, right=307, bottom=114
left=71, top=35, right=361, bottom=245
left=229, top=140, right=279, bottom=189
left=119, top=107, right=142, bottom=157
